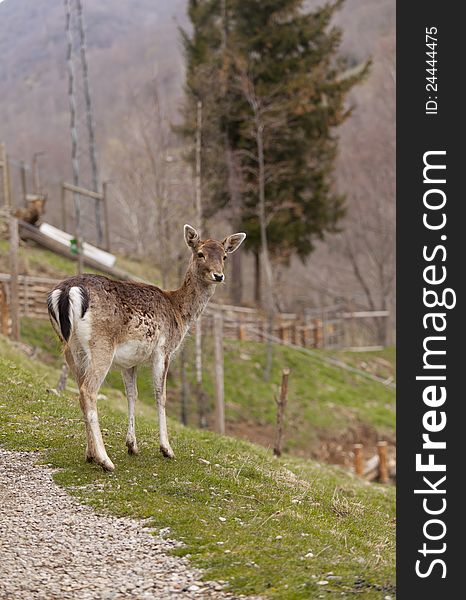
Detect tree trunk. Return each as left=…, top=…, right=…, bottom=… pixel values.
left=225, top=138, right=243, bottom=305
left=254, top=250, right=261, bottom=305
left=255, top=121, right=275, bottom=381
left=231, top=250, right=243, bottom=305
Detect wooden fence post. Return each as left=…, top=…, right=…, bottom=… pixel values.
left=213, top=311, right=225, bottom=435
left=20, top=160, right=28, bottom=206
left=32, top=152, right=43, bottom=194
left=9, top=217, right=20, bottom=341
left=61, top=183, right=67, bottom=232
left=259, top=318, right=266, bottom=342
left=102, top=181, right=110, bottom=252
left=279, top=316, right=286, bottom=342
left=313, top=318, right=322, bottom=348
left=1, top=143, right=11, bottom=207
left=273, top=368, right=290, bottom=457
left=377, top=441, right=389, bottom=483
left=238, top=314, right=246, bottom=341
left=180, top=346, right=189, bottom=426
left=0, top=283, right=9, bottom=336
left=56, top=363, right=69, bottom=393
left=353, top=443, right=363, bottom=477
left=301, top=326, right=306, bottom=348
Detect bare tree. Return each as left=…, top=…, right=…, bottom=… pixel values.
left=108, top=80, right=193, bottom=285
left=235, top=66, right=290, bottom=379
left=338, top=37, right=395, bottom=344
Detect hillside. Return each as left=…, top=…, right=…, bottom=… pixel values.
left=0, top=0, right=396, bottom=319
left=0, top=333, right=395, bottom=598
left=0, top=236, right=162, bottom=282
left=0, top=232, right=395, bottom=466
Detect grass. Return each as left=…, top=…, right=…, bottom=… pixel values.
left=20, top=317, right=396, bottom=458
left=0, top=237, right=81, bottom=278
left=0, top=234, right=161, bottom=283
left=0, top=334, right=395, bottom=598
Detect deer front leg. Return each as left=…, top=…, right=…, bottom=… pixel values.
left=153, top=356, right=174, bottom=459
left=122, top=367, right=139, bottom=455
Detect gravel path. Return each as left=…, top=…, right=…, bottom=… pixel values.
left=0, top=449, right=246, bottom=600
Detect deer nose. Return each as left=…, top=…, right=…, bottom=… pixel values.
left=213, top=273, right=224, bottom=282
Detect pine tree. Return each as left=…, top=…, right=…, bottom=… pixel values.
left=180, top=0, right=369, bottom=304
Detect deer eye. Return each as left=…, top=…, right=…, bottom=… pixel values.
left=197, top=252, right=205, bottom=259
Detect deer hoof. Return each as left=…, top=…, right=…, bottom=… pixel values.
left=99, top=458, right=115, bottom=472
left=85, top=447, right=95, bottom=463
left=160, top=445, right=175, bottom=459
left=126, top=441, right=139, bottom=455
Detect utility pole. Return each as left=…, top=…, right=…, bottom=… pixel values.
left=76, top=0, right=102, bottom=246
left=65, top=0, right=83, bottom=274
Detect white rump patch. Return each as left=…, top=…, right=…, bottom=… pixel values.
left=50, top=289, right=61, bottom=324
left=68, top=286, right=84, bottom=326
left=68, top=286, right=91, bottom=373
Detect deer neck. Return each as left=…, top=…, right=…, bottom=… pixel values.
left=171, top=266, right=215, bottom=328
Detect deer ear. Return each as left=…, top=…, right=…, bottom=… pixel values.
left=223, top=232, right=246, bottom=253
left=184, top=224, right=200, bottom=250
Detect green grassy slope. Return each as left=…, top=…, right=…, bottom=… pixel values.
left=0, top=237, right=162, bottom=282
left=0, top=334, right=395, bottom=599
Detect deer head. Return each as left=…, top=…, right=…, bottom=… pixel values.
left=184, top=224, right=246, bottom=285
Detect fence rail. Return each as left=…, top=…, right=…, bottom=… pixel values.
left=0, top=271, right=388, bottom=349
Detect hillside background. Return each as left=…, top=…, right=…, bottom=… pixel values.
left=0, top=0, right=395, bottom=334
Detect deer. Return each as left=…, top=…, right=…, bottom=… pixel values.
left=47, top=224, right=246, bottom=471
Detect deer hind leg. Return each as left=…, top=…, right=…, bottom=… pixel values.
left=76, top=342, right=115, bottom=471
left=122, top=367, right=139, bottom=455
left=153, top=356, right=174, bottom=459
left=64, top=347, right=80, bottom=385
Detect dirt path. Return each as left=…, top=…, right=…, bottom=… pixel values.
left=0, top=449, right=246, bottom=600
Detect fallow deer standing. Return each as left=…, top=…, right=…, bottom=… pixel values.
left=47, top=224, right=246, bottom=471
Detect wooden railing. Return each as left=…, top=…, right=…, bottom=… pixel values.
left=0, top=272, right=389, bottom=350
